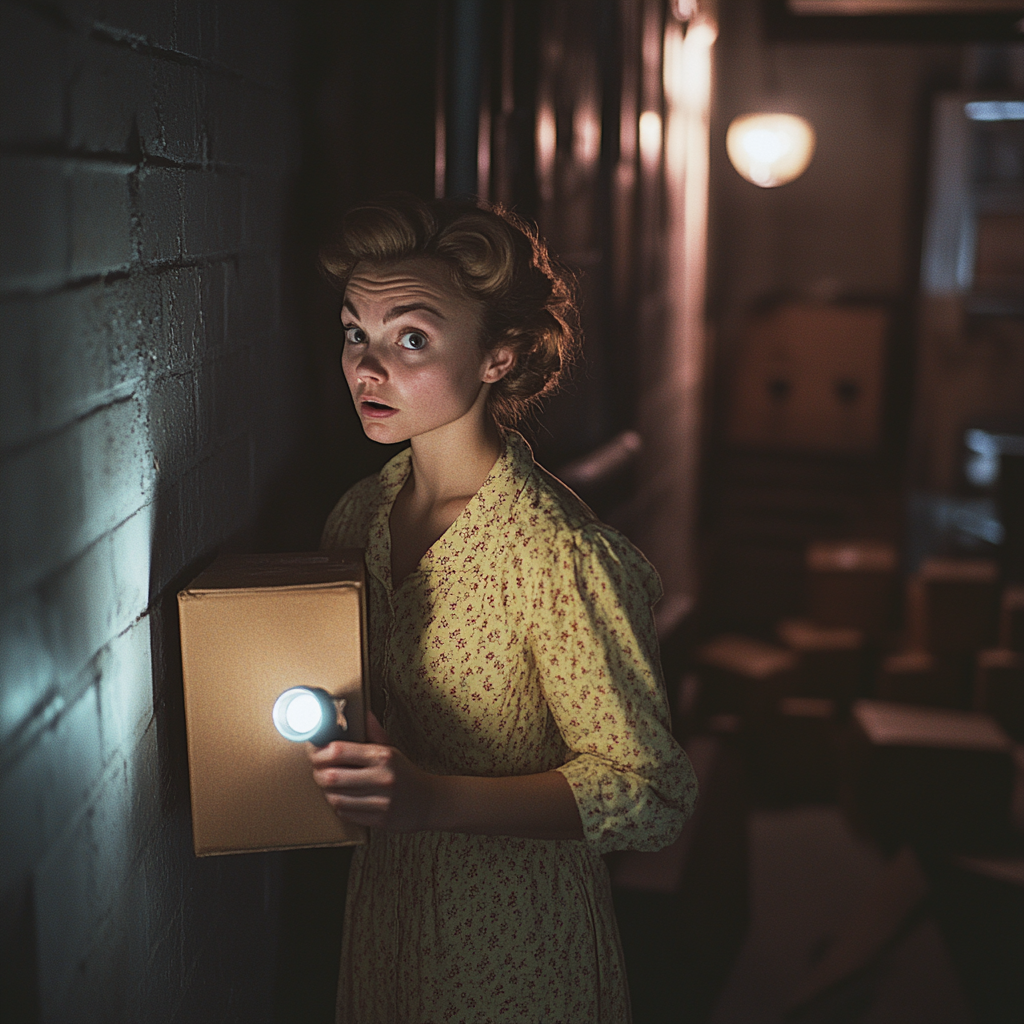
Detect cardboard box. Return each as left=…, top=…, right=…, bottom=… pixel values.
left=178, top=552, right=368, bottom=856
left=845, top=699, right=1014, bottom=847
left=777, top=618, right=864, bottom=701
left=729, top=302, right=888, bottom=454
left=876, top=650, right=961, bottom=708
left=806, top=541, right=897, bottom=640
left=1000, top=585, right=1024, bottom=652
left=743, top=697, right=839, bottom=803
left=906, top=557, right=1000, bottom=657
left=695, top=634, right=797, bottom=717
left=973, top=649, right=1024, bottom=742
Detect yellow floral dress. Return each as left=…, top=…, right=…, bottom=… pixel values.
left=320, top=430, right=697, bottom=1024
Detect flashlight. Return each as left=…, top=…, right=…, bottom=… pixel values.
left=272, top=687, right=349, bottom=746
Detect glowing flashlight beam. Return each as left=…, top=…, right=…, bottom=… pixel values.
left=273, top=687, right=347, bottom=745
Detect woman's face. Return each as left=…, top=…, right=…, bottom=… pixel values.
left=340, top=258, right=510, bottom=445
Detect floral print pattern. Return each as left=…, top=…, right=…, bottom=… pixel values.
left=321, top=430, right=697, bottom=1023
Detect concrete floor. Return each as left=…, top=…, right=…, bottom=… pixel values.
left=710, top=806, right=976, bottom=1024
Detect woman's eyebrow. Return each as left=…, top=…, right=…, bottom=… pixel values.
left=383, top=302, right=447, bottom=323
left=341, top=298, right=361, bottom=320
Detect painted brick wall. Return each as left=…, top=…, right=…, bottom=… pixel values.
left=0, top=2, right=305, bottom=1020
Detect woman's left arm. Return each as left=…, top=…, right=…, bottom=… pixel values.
left=308, top=712, right=584, bottom=840
left=535, top=524, right=699, bottom=853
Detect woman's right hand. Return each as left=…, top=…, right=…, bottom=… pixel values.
left=308, top=712, right=438, bottom=833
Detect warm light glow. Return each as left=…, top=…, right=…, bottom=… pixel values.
left=536, top=102, right=556, bottom=200
left=663, top=14, right=717, bottom=180
left=672, top=0, right=699, bottom=20
left=678, top=21, right=717, bottom=110
left=644, top=9, right=717, bottom=607
left=664, top=16, right=717, bottom=109
left=639, top=110, right=662, bottom=169
left=477, top=98, right=491, bottom=200
left=574, top=100, right=601, bottom=166
left=726, top=113, right=816, bottom=188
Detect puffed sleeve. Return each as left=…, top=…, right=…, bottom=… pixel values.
left=320, top=474, right=380, bottom=551
left=533, top=523, right=698, bottom=853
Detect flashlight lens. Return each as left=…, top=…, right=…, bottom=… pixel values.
left=273, top=686, right=333, bottom=742
left=285, top=692, right=322, bottom=734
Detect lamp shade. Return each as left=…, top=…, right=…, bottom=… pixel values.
left=726, top=113, right=816, bottom=188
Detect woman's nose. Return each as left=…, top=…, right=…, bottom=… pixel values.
left=357, top=350, right=387, bottom=382
left=341, top=346, right=388, bottom=382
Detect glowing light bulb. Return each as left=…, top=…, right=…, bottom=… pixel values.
left=742, top=128, right=791, bottom=164
left=726, top=113, right=816, bottom=188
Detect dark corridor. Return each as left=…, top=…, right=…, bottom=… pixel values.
left=1, top=2, right=1023, bottom=1023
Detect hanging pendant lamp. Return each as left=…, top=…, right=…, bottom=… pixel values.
left=726, top=112, right=816, bottom=188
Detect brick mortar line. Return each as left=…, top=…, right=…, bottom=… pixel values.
left=83, top=17, right=295, bottom=95
left=24, top=723, right=166, bottom=998
left=2, top=425, right=261, bottom=605
left=0, top=495, right=157, bottom=609
left=0, top=428, right=237, bottom=617
left=3, top=339, right=255, bottom=446
left=66, top=825, right=192, bottom=1015
left=0, top=147, right=138, bottom=169
left=0, top=385, right=141, bottom=460
left=0, top=507, right=151, bottom=613
left=0, top=308, right=273, bottom=452
left=0, top=147, right=269, bottom=177
left=0, top=609, right=154, bottom=779
left=0, top=243, right=283, bottom=302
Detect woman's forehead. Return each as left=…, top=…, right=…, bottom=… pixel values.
left=345, top=258, right=463, bottom=306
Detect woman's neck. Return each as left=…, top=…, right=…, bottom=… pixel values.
left=405, top=409, right=503, bottom=508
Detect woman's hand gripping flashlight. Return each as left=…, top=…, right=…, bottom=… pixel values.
left=307, top=710, right=437, bottom=833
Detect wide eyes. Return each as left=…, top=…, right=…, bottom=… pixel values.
left=399, top=331, right=428, bottom=351
left=342, top=326, right=428, bottom=351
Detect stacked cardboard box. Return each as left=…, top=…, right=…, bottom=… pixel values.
left=777, top=618, right=864, bottom=702
left=695, top=634, right=838, bottom=799
left=877, top=651, right=960, bottom=708
left=846, top=700, right=1014, bottom=846
left=694, top=635, right=796, bottom=719
left=906, top=558, right=1000, bottom=659
left=973, top=649, right=1024, bottom=742
left=1000, top=585, right=1024, bottom=652
left=806, top=540, right=897, bottom=642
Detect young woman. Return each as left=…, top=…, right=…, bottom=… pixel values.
left=312, top=194, right=697, bottom=1023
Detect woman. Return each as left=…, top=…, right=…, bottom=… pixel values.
left=311, top=194, right=697, bottom=1023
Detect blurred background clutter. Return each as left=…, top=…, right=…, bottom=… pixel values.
left=1, top=1, right=1022, bottom=1022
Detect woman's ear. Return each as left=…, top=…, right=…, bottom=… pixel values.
left=481, top=345, right=516, bottom=384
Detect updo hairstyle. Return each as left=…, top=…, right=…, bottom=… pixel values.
left=318, top=193, right=579, bottom=426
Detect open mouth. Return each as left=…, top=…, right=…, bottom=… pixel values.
left=360, top=399, right=397, bottom=418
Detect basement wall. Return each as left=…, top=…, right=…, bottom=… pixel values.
left=0, top=2, right=304, bottom=1020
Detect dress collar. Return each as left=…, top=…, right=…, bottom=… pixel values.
left=365, top=429, right=536, bottom=593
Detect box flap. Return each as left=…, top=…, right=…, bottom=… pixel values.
left=180, top=551, right=364, bottom=594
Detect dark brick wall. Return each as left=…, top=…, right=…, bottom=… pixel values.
left=0, top=2, right=306, bottom=1020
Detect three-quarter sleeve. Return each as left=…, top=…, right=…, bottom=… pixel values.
left=533, top=523, right=698, bottom=854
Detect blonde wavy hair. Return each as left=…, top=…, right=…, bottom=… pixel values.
left=318, top=194, right=579, bottom=426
